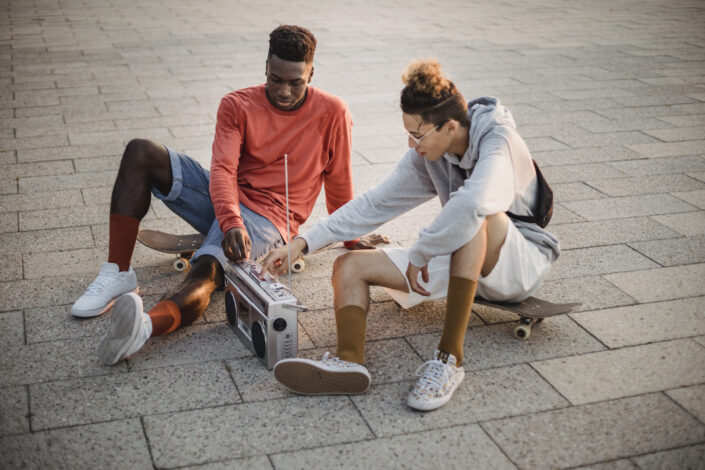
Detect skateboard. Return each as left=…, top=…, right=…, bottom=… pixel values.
left=136, top=229, right=307, bottom=273
left=137, top=230, right=206, bottom=272
left=474, top=296, right=582, bottom=340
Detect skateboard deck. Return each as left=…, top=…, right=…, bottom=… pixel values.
left=137, top=230, right=205, bottom=271
left=137, top=230, right=205, bottom=254
left=475, top=296, right=581, bottom=340
left=136, top=229, right=307, bottom=273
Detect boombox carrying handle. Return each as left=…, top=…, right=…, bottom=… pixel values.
left=282, top=303, right=309, bottom=311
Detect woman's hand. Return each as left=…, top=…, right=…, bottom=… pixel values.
left=346, top=233, right=391, bottom=250
left=406, top=262, right=431, bottom=296
left=261, top=238, right=307, bottom=275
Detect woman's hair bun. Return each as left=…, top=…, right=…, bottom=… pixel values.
left=402, top=59, right=452, bottom=99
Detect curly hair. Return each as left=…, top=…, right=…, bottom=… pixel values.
left=268, top=25, right=317, bottom=63
left=400, top=59, right=469, bottom=127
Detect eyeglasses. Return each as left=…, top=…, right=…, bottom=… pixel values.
left=406, top=124, right=440, bottom=145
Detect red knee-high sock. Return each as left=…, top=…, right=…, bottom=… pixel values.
left=148, top=300, right=182, bottom=337
left=108, top=214, right=140, bottom=272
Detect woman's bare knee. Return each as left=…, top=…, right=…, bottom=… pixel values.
left=333, top=250, right=408, bottom=292
left=332, top=251, right=364, bottom=283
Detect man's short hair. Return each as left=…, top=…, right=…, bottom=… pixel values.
left=268, top=25, right=317, bottom=63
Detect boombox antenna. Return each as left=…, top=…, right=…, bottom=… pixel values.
left=284, top=153, right=291, bottom=291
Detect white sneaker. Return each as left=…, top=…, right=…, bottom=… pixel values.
left=97, top=293, right=152, bottom=365
left=71, top=262, right=138, bottom=317
left=407, top=350, right=465, bottom=411
left=273, top=352, right=371, bottom=395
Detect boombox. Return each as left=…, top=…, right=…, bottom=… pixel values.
left=223, top=260, right=302, bottom=369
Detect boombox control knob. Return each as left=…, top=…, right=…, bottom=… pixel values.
left=273, top=318, right=287, bottom=332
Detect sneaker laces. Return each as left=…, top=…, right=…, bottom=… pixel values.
left=414, top=359, right=452, bottom=392
left=84, top=272, right=118, bottom=295
left=320, top=352, right=358, bottom=369
left=321, top=352, right=343, bottom=365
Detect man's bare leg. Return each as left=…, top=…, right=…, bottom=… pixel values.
left=149, top=255, right=224, bottom=336
left=95, top=141, right=226, bottom=364
left=72, top=138, right=175, bottom=318
left=110, top=138, right=223, bottom=331
left=110, top=138, right=173, bottom=220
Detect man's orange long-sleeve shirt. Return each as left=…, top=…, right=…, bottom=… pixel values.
left=209, top=84, right=354, bottom=241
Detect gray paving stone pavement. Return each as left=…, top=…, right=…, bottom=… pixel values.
left=571, top=296, right=705, bottom=348
left=631, top=444, right=705, bottom=470
left=532, top=338, right=705, bottom=405
left=482, top=394, right=705, bottom=470
left=1, top=0, right=704, bottom=468
left=668, top=384, right=705, bottom=425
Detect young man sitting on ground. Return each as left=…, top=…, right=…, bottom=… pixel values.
left=71, top=25, right=388, bottom=365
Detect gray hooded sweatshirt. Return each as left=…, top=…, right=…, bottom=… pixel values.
left=302, top=96, right=560, bottom=269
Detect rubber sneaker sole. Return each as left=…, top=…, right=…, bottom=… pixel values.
left=97, top=293, right=143, bottom=365
left=71, top=287, right=139, bottom=318
left=274, top=359, right=371, bottom=395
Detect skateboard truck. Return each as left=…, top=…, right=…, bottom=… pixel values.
left=475, top=297, right=580, bottom=341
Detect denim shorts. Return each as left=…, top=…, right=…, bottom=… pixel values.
left=151, top=147, right=284, bottom=265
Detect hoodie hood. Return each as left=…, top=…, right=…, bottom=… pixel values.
left=444, top=96, right=516, bottom=171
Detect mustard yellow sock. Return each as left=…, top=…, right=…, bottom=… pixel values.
left=335, top=305, right=367, bottom=365
left=438, top=277, right=478, bottom=365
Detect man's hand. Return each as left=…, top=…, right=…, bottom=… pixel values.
left=222, top=227, right=251, bottom=262
left=346, top=233, right=391, bottom=250
left=406, top=262, right=431, bottom=297
left=261, top=238, right=307, bottom=275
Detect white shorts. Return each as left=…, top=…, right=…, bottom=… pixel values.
left=381, top=222, right=551, bottom=308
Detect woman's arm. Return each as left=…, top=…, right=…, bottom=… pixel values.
left=408, top=134, right=515, bottom=268
left=302, top=150, right=437, bottom=253
left=261, top=150, right=438, bottom=274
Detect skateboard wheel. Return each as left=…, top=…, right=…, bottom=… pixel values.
left=514, top=325, right=531, bottom=341
left=173, top=258, right=190, bottom=272
left=290, top=258, right=305, bottom=273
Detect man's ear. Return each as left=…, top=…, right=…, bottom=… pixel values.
left=308, top=66, right=314, bottom=83
left=264, top=60, right=269, bottom=77
left=446, top=120, right=458, bottom=134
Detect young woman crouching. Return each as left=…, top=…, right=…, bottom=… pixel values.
left=261, top=59, right=559, bottom=411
